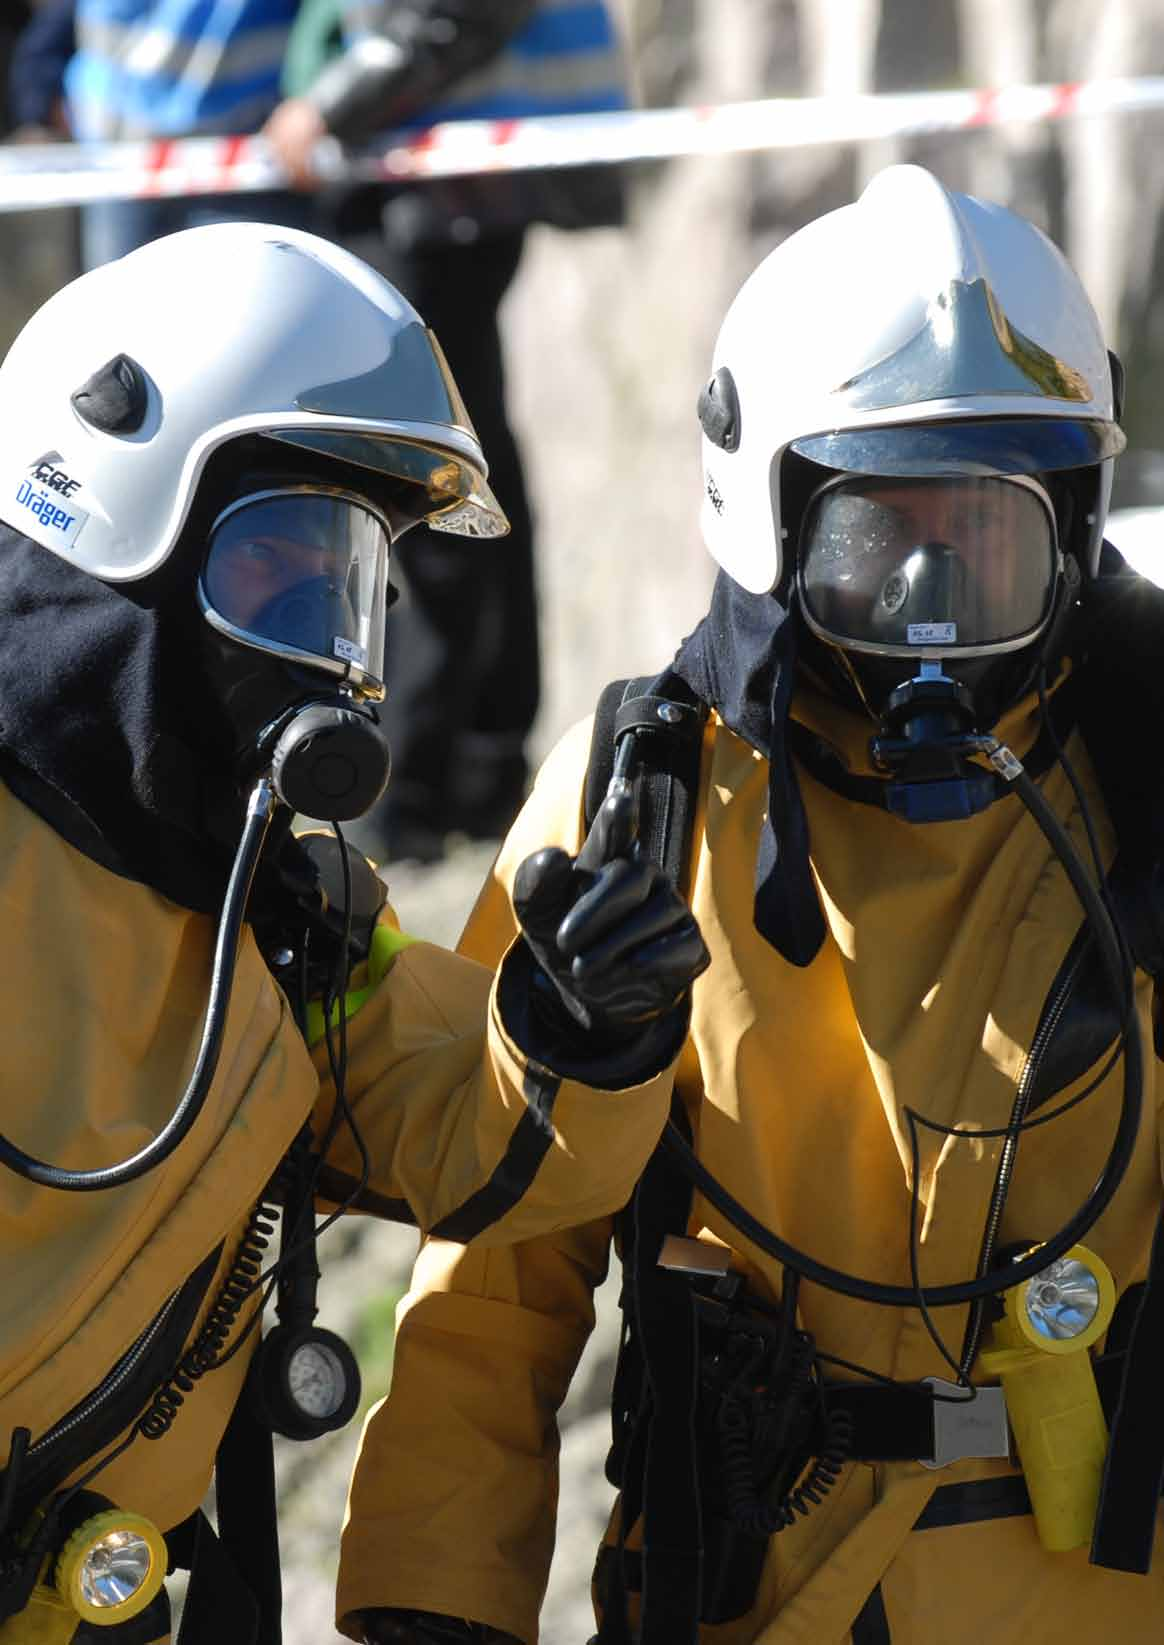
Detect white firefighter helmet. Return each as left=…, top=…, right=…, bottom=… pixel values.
left=0, top=221, right=508, bottom=583
left=698, top=164, right=1125, bottom=594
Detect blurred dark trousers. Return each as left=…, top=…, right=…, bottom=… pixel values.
left=371, top=227, right=538, bottom=838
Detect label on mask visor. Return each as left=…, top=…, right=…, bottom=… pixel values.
left=908, top=622, right=957, bottom=645
left=333, top=636, right=367, bottom=667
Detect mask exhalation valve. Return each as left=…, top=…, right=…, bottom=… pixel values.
left=270, top=702, right=390, bottom=822
left=869, top=661, right=1001, bottom=823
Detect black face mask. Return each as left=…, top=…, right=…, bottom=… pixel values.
left=182, top=443, right=396, bottom=824
left=793, top=538, right=1081, bottom=824
left=200, top=624, right=391, bottom=824
left=201, top=623, right=333, bottom=775
left=789, top=460, right=1089, bottom=822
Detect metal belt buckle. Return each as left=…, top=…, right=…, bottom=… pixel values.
left=658, top=1234, right=733, bottom=1277
left=920, top=1377, right=1011, bottom=1469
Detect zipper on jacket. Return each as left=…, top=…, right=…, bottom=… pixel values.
left=4, top=1242, right=224, bottom=1527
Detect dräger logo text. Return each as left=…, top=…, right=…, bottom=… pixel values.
left=15, top=478, right=86, bottom=541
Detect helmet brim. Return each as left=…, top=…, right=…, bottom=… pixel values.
left=790, top=416, right=1126, bottom=479
left=265, top=428, right=510, bottom=540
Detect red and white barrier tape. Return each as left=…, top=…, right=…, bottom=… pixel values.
left=3, top=76, right=1164, bottom=213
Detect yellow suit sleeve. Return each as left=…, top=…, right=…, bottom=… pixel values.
left=309, top=717, right=678, bottom=1242
left=335, top=718, right=681, bottom=1637
left=336, top=1220, right=613, bottom=1643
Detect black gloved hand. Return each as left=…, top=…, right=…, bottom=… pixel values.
left=358, top=1607, right=521, bottom=1643
left=511, top=782, right=710, bottom=1046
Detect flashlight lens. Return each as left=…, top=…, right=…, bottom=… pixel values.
left=78, top=1529, right=155, bottom=1609
left=1023, top=1256, right=1100, bottom=1340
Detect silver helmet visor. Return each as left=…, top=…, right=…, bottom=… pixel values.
left=798, top=474, right=1058, bottom=657
left=266, top=429, right=509, bottom=540
left=200, top=488, right=390, bottom=692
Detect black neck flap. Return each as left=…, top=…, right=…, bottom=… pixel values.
left=671, top=572, right=827, bottom=966
left=1072, top=541, right=1164, bottom=869
left=0, top=523, right=302, bottom=917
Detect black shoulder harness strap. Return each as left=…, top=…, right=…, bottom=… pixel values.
left=584, top=673, right=707, bottom=880
left=587, top=676, right=707, bottom=1642
left=590, top=676, right=771, bottom=1640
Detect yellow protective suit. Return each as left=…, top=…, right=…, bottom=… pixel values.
left=337, top=683, right=1164, bottom=1644
left=0, top=777, right=679, bottom=1617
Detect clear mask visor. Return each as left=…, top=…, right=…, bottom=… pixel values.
left=798, top=474, right=1059, bottom=657
left=200, top=488, right=390, bottom=693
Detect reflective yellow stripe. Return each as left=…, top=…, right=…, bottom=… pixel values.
left=305, top=921, right=417, bottom=1047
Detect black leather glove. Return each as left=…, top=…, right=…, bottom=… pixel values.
left=358, top=1608, right=521, bottom=1644
left=511, top=782, right=709, bottom=1046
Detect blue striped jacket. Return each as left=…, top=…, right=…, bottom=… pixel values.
left=65, top=0, right=626, bottom=141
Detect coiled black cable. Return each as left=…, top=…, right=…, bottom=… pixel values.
left=716, top=1327, right=852, bottom=1537
left=136, top=1186, right=284, bottom=1440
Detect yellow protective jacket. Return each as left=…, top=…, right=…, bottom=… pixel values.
left=0, top=779, right=678, bottom=1582
left=337, top=684, right=1164, bottom=1644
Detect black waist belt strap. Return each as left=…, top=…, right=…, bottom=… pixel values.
left=1091, top=1210, right=1164, bottom=1572
left=826, top=1355, right=1135, bottom=1467
left=171, top=1394, right=281, bottom=1645
left=215, top=1395, right=281, bottom=1644
left=634, top=1137, right=702, bottom=1645
left=821, top=1383, right=943, bottom=1462
left=169, top=1511, right=259, bottom=1645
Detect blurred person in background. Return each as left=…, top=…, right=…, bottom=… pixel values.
left=336, top=165, right=1164, bottom=1644
left=17, top=0, right=312, bottom=267
left=3, top=0, right=68, bottom=142
left=267, top=0, right=629, bottom=866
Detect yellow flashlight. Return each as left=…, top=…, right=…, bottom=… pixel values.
left=54, top=1506, right=167, bottom=1625
left=980, top=1242, right=1116, bottom=1552
left=0, top=1493, right=167, bottom=1642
